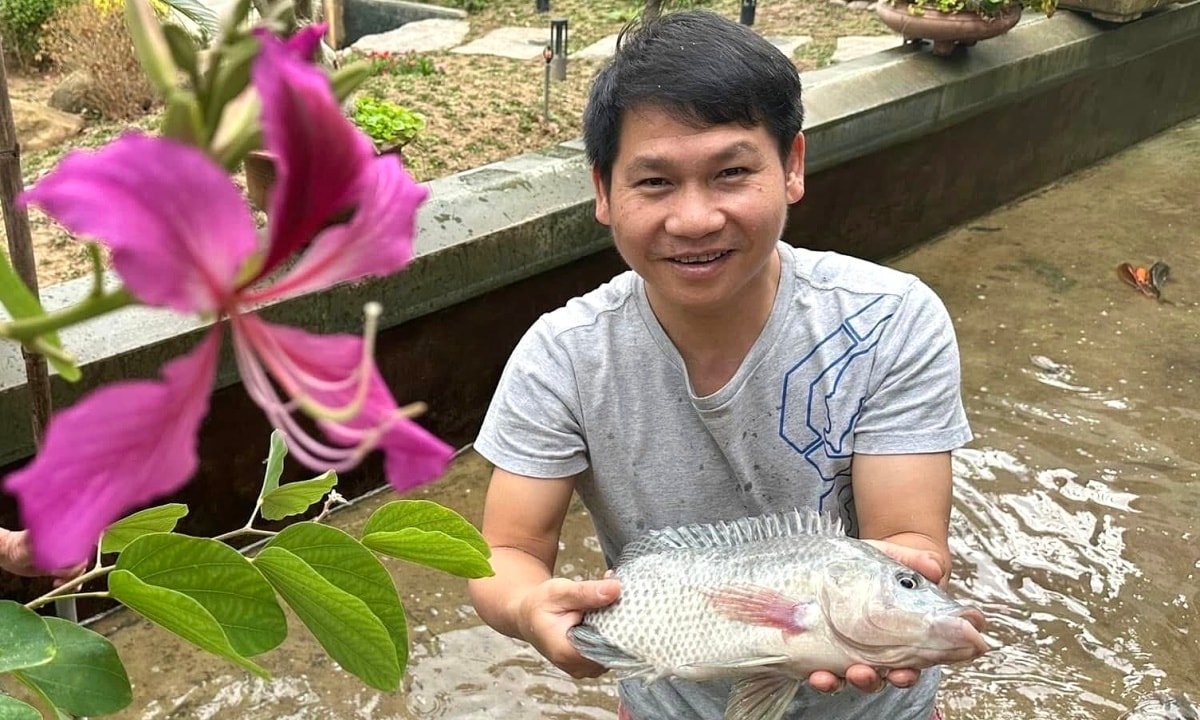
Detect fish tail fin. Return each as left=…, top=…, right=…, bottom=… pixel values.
left=568, top=624, right=655, bottom=679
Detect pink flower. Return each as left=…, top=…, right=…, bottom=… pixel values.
left=4, top=27, right=453, bottom=571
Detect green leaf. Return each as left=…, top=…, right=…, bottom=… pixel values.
left=363, top=500, right=490, bottom=557
left=108, top=570, right=268, bottom=678
left=162, top=22, right=200, bottom=81
left=254, top=547, right=400, bottom=691
left=0, top=694, right=41, bottom=720
left=260, top=471, right=337, bottom=521
left=203, top=35, right=261, bottom=131
left=100, top=503, right=189, bottom=554
left=266, top=524, right=407, bottom=667
left=260, top=429, right=288, bottom=500
left=362, top=529, right=494, bottom=579
left=329, top=61, right=371, bottom=103
left=160, top=0, right=220, bottom=37
left=17, top=618, right=131, bottom=715
left=0, top=601, right=55, bottom=673
left=115, top=534, right=286, bottom=656
left=0, top=254, right=80, bottom=382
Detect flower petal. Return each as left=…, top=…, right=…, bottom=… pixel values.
left=235, top=315, right=452, bottom=492
left=248, top=155, right=427, bottom=302
left=251, top=29, right=376, bottom=280
left=3, top=331, right=221, bottom=570
left=283, top=24, right=326, bottom=60
left=20, top=133, right=254, bottom=313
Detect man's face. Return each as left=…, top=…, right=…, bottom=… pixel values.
left=593, top=105, right=805, bottom=316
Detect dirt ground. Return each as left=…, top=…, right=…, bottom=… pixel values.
left=1, top=0, right=888, bottom=288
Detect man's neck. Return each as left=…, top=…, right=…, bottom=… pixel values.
left=648, top=249, right=782, bottom=396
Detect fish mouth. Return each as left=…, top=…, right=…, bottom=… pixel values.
left=949, top=606, right=996, bottom=656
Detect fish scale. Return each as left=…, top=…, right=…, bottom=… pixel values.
left=569, top=510, right=991, bottom=720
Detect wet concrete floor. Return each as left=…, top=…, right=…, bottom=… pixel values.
left=94, top=115, right=1200, bottom=719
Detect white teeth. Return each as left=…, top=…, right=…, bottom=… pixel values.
left=675, top=251, right=725, bottom=264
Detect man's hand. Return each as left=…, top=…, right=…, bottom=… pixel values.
left=806, top=538, right=948, bottom=694
left=0, top=529, right=87, bottom=586
left=517, top=577, right=621, bottom=678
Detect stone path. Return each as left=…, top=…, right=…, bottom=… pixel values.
left=344, top=18, right=900, bottom=67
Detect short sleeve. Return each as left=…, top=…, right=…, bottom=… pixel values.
left=474, top=318, right=590, bottom=478
left=852, top=280, right=973, bottom=454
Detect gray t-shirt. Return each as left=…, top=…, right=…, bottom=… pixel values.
left=475, top=242, right=973, bottom=720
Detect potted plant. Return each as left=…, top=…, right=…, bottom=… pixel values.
left=350, top=95, right=426, bottom=157
left=244, top=96, right=425, bottom=212
left=876, top=0, right=1056, bottom=56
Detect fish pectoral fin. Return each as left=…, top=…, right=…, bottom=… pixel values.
left=701, top=584, right=812, bottom=636
left=567, top=624, right=652, bottom=677
left=725, top=673, right=802, bottom=720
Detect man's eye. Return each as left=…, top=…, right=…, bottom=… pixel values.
left=638, top=178, right=668, bottom=188
left=720, top=167, right=747, bottom=178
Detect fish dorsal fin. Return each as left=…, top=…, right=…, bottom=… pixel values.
left=616, top=509, right=843, bottom=565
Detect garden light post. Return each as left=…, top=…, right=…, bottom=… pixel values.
left=536, top=0, right=550, bottom=12
left=543, top=45, right=553, bottom=121
left=740, top=0, right=758, bottom=25
left=550, top=17, right=569, bottom=82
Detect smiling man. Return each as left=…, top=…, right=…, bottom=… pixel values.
left=467, top=8, right=973, bottom=720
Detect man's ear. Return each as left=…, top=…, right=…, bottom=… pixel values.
left=785, top=133, right=806, bottom=205
left=592, top=167, right=612, bottom=226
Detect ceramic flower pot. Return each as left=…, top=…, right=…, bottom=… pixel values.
left=875, top=2, right=1023, bottom=56
left=242, top=146, right=405, bottom=215
left=243, top=149, right=276, bottom=213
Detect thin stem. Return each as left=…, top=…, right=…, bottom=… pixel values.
left=87, top=243, right=105, bottom=298
left=0, top=287, right=137, bottom=343
left=33, top=591, right=110, bottom=604
left=211, top=527, right=276, bottom=543
left=24, top=565, right=112, bottom=610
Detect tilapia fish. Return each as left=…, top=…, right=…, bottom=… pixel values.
left=568, top=510, right=989, bottom=720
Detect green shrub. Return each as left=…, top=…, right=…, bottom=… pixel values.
left=0, top=0, right=74, bottom=66
left=351, top=96, right=426, bottom=152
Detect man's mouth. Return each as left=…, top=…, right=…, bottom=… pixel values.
left=671, top=251, right=730, bottom=265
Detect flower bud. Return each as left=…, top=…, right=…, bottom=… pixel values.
left=125, top=0, right=178, bottom=95
left=160, top=90, right=205, bottom=147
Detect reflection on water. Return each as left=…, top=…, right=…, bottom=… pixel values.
left=102, top=118, right=1200, bottom=718
left=894, top=117, right=1200, bottom=719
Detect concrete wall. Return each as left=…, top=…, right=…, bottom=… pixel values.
left=3, top=2, right=1199, bottom=602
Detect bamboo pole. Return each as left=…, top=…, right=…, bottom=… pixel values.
left=0, top=41, right=77, bottom=624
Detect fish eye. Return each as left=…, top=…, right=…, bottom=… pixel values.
left=895, top=570, right=922, bottom=590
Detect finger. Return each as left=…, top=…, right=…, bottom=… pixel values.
left=865, top=540, right=944, bottom=583
left=885, top=668, right=920, bottom=688
left=807, top=670, right=844, bottom=694
left=565, top=657, right=610, bottom=679
left=845, top=665, right=884, bottom=693
left=551, top=578, right=621, bottom=611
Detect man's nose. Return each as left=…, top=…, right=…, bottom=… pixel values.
left=664, top=186, right=725, bottom=239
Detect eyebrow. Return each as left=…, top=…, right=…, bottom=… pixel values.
left=627, top=141, right=765, bottom=173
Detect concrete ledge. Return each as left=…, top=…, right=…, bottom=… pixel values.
left=341, top=0, right=467, bottom=48
left=1, top=0, right=1198, bottom=466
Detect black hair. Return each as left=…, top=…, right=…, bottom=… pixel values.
left=582, top=8, right=804, bottom=188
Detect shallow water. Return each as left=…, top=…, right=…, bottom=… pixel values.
left=98, top=117, right=1200, bottom=719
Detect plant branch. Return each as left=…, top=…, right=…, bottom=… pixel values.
left=0, top=288, right=138, bottom=344
left=212, top=527, right=276, bottom=543
left=24, top=565, right=113, bottom=610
